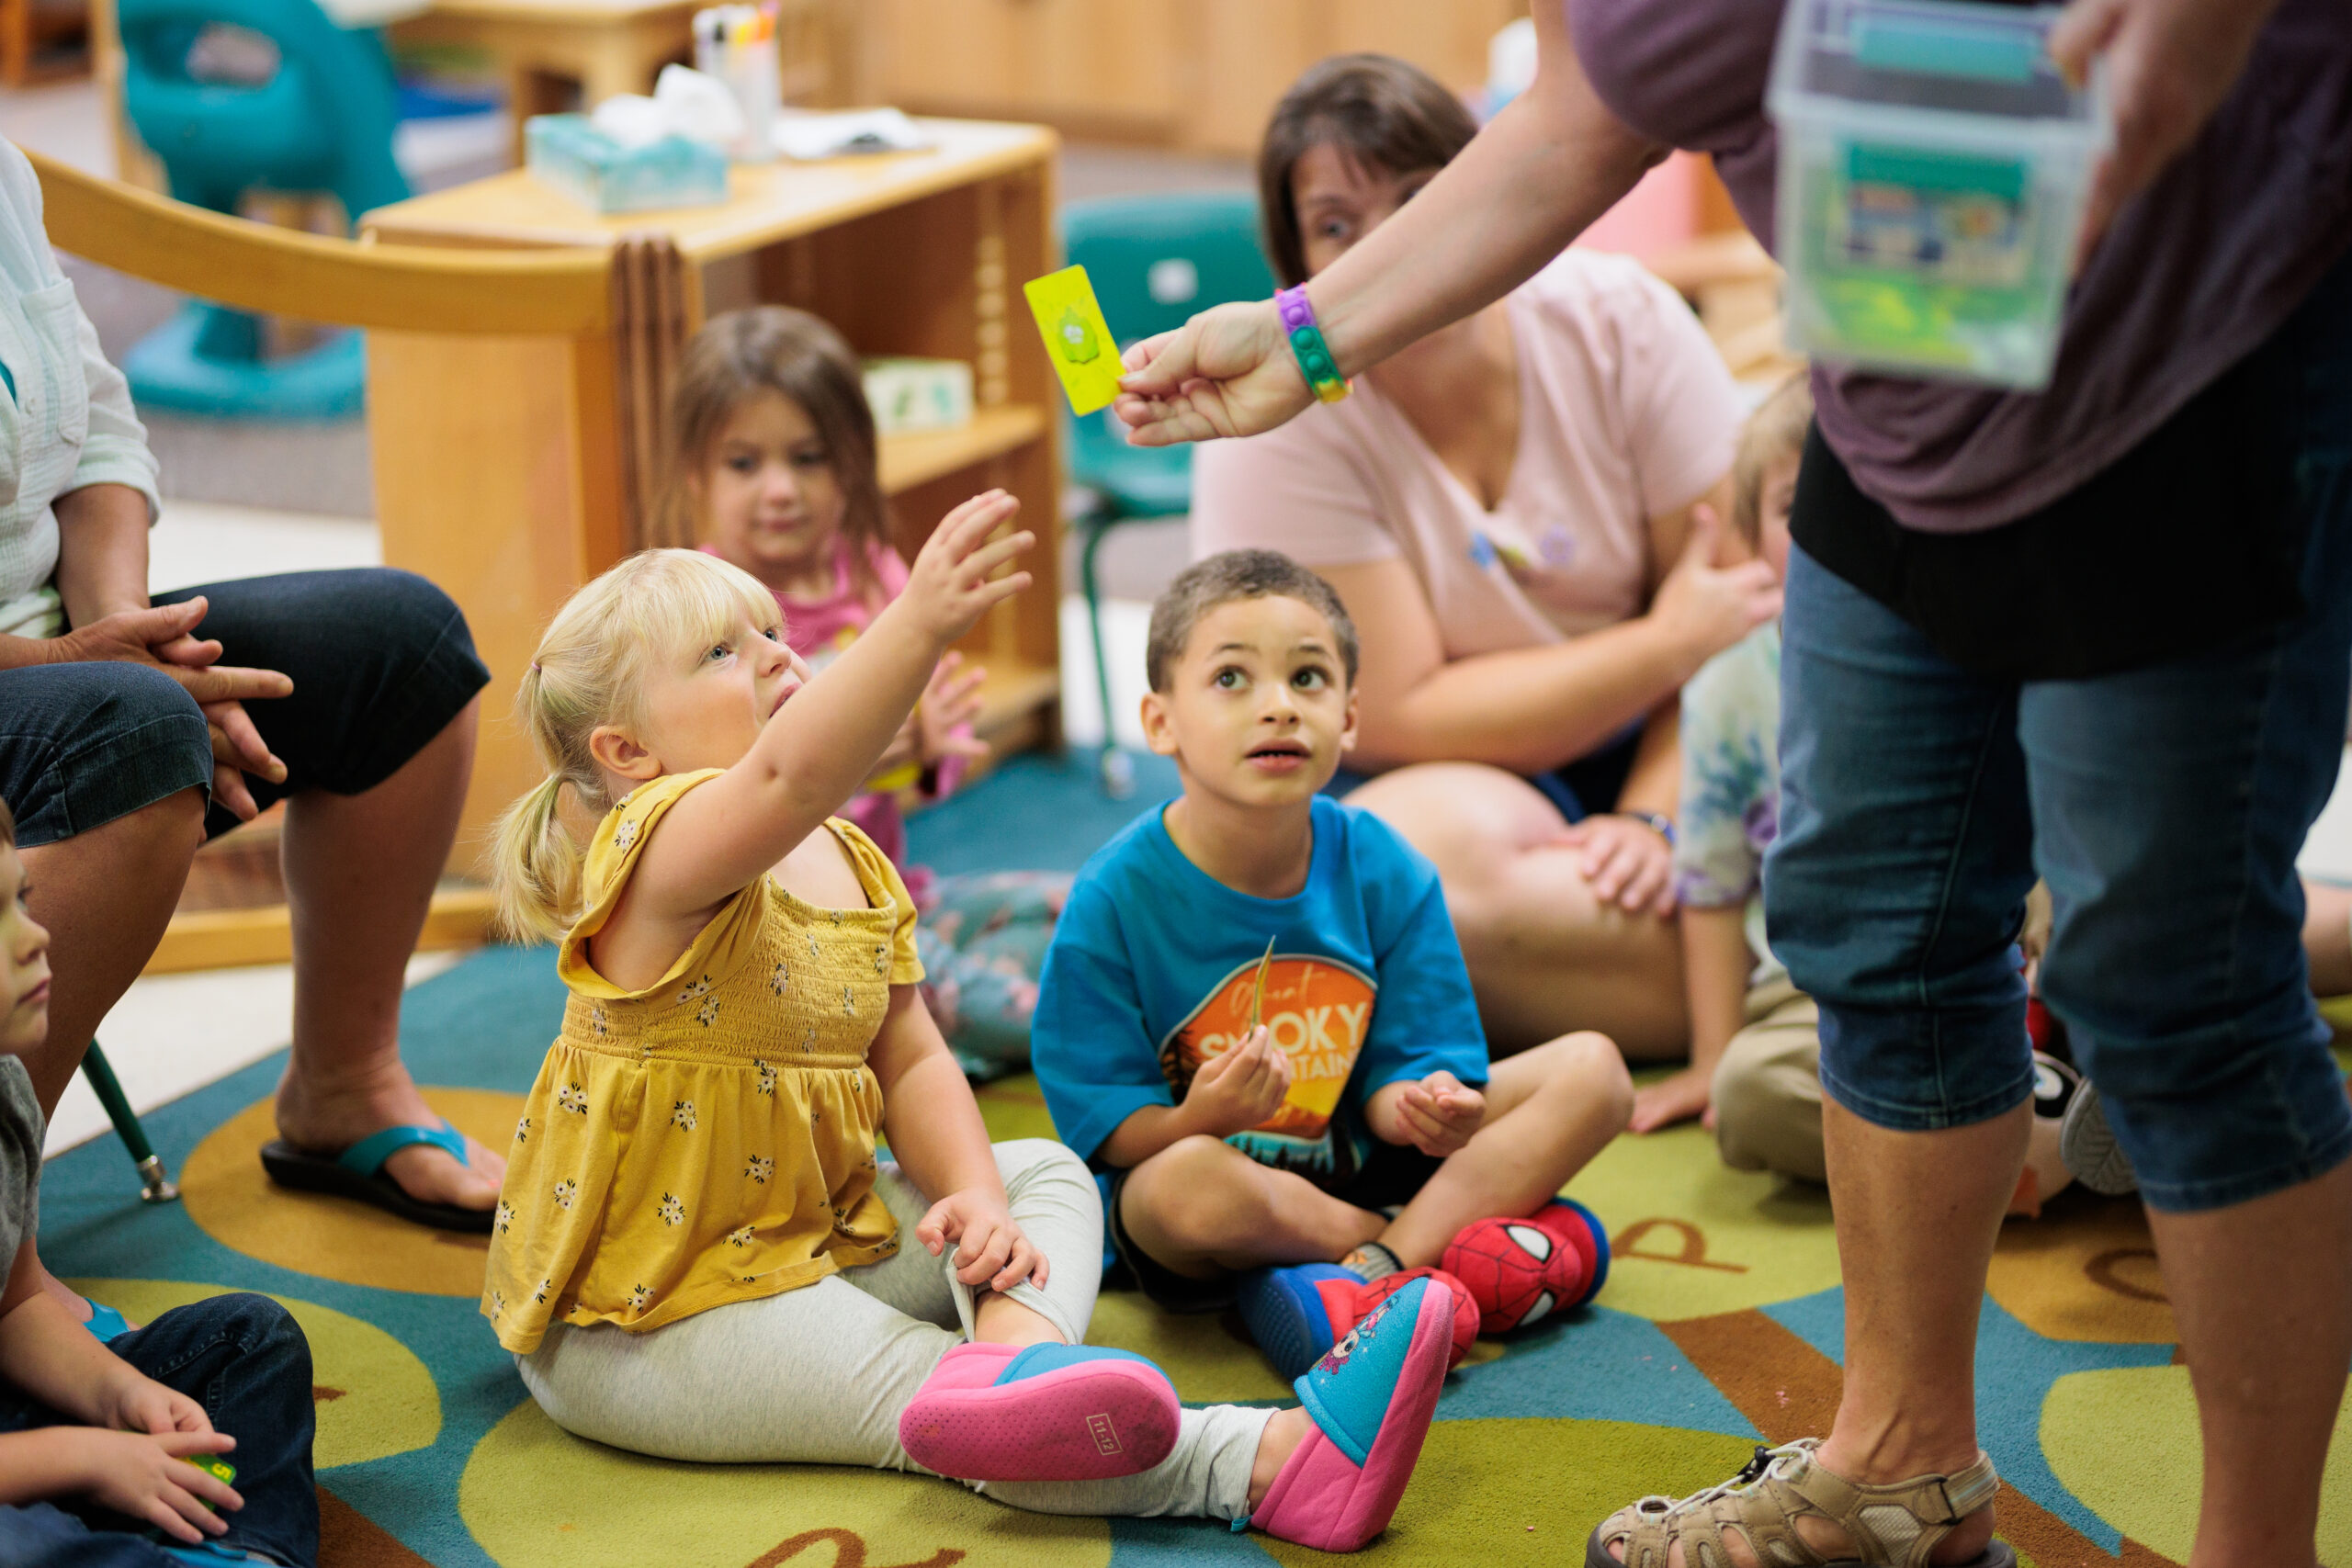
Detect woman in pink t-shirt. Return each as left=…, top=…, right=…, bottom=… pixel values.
left=1192, top=55, right=1777, bottom=1064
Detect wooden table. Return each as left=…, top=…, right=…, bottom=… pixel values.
left=360, top=118, right=1064, bottom=875
left=389, top=0, right=694, bottom=160
left=388, top=0, right=844, bottom=163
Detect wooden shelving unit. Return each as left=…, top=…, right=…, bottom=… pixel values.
left=361, top=118, right=1066, bottom=878
left=876, top=403, right=1046, bottom=495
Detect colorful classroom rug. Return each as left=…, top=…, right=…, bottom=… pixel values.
left=37, top=751, right=2352, bottom=1568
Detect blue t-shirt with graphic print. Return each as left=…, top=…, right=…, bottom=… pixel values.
left=1033, top=795, right=1489, bottom=1190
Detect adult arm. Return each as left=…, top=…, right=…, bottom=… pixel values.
left=869, top=983, right=1045, bottom=1292
left=47, top=489, right=289, bottom=817
left=1323, top=499, right=1773, bottom=775
left=2052, top=0, right=2287, bottom=265
left=1115, top=0, right=1665, bottom=445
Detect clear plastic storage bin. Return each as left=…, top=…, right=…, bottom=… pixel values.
left=1768, top=0, right=2109, bottom=389
left=525, top=115, right=730, bottom=215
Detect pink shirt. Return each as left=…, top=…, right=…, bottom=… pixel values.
left=700, top=536, right=967, bottom=883
left=1190, top=251, right=1741, bottom=660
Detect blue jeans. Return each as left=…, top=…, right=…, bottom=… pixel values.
left=0, top=1293, right=318, bottom=1568
left=1767, top=256, right=2352, bottom=1215
left=0, top=567, right=487, bottom=848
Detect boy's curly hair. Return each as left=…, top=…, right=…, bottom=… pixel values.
left=1147, top=549, right=1359, bottom=694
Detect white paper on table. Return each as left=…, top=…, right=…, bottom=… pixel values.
left=771, top=107, right=933, bottom=160
left=317, top=0, right=429, bottom=27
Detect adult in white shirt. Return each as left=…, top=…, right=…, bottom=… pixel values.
left=0, top=138, right=503, bottom=1253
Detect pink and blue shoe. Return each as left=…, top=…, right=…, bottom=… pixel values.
left=899, top=1340, right=1182, bottom=1483
left=1250, top=1273, right=1458, bottom=1552
left=1238, top=1262, right=1479, bottom=1382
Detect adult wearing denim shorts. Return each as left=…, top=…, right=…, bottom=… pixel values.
left=0, top=135, right=503, bottom=1273
left=1114, top=2, right=2352, bottom=1564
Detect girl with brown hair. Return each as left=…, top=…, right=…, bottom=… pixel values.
left=664, top=306, right=1064, bottom=1078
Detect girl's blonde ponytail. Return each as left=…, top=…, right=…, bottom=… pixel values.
left=490, top=768, right=582, bottom=942
left=488, top=547, right=783, bottom=943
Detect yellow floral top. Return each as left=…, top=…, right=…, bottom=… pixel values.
left=482, top=769, right=922, bottom=1353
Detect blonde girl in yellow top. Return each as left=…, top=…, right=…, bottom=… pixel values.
left=480, top=497, right=1453, bottom=1548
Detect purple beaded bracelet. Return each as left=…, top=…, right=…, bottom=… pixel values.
left=1274, top=286, right=1350, bottom=404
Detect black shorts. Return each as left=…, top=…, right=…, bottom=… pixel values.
left=1105, top=1136, right=1447, bottom=1313
left=0, top=568, right=490, bottom=846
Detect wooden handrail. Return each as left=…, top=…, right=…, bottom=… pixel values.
left=28, top=150, right=615, bottom=336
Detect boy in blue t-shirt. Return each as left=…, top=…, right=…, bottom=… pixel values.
left=1033, top=550, right=1634, bottom=1379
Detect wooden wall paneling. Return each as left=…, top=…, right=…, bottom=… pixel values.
left=1318, top=0, right=1525, bottom=96
left=874, top=0, right=1178, bottom=140
left=1184, top=0, right=1318, bottom=158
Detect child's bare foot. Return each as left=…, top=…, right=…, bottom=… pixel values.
left=273, top=1056, right=503, bottom=1212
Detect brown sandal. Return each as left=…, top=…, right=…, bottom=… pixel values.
left=1585, top=1438, right=2014, bottom=1568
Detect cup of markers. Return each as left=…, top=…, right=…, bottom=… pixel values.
left=693, top=1, right=780, bottom=161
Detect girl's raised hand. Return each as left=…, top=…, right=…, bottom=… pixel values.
left=902, top=491, right=1034, bottom=647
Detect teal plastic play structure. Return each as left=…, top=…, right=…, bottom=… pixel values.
left=117, top=0, right=410, bottom=418
left=1060, top=192, right=1273, bottom=795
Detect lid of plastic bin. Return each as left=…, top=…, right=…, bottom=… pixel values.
left=1771, top=0, right=2097, bottom=126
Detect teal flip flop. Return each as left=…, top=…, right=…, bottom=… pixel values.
left=260, top=1120, right=494, bottom=1234
left=81, top=1298, right=131, bottom=1343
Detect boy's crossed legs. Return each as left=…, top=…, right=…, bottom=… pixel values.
left=1118, top=1032, right=1633, bottom=1370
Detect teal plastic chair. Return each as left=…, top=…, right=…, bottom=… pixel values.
left=81, top=1042, right=180, bottom=1201
left=117, top=0, right=409, bottom=419
left=1062, top=193, right=1275, bottom=795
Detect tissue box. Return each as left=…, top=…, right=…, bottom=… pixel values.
left=526, top=115, right=729, bottom=214
left=1768, top=0, right=2109, bottom=389
left=864, top=358, right=974, bottom=435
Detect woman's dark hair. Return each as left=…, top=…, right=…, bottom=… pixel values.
left=1258, top=54, right=1480, bottom=288
left=661, top=305, right=890, bottom=601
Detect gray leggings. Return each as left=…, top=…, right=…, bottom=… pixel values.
left=519, top=1138, right=1272, bottom=1521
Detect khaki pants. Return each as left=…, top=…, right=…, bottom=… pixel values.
left=1711, top=974, right=1826, bottom=1183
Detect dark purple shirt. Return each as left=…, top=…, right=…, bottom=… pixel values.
left=1569, top=0, right=2352, bottom=532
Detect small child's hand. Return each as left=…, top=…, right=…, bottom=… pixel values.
left=916, top=651, right=991, bottom=770
left=65, top=1427, right=241, bottom=1543
left=916, top=1188, right=1049, bottom=1293
left=1628, top=1065, right=1713, bottom=1134
left=1556, top=814, right=1678, bottom=916
left=902, top=491, right=1035, bottom=649
left=103, top=1371, right=213, bottom=1438
left=1396, top=1070, right=1486, bottom=1157
left=1182, top=1026, right=1292, bottom=1138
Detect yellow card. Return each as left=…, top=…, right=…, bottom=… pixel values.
left=1248, top=934, right=1276, bottom=1032
left=1023, top=264, right=1123, bottom=416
